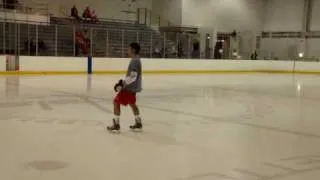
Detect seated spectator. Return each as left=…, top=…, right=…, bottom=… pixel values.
left=91, top=10, right=98, bottom=22
left=71, top=5, right=81, bottom=20
left=82, top=6, right=92, bottom=19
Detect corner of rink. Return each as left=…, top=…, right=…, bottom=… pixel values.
left=0, top=55, right=320, bottom=75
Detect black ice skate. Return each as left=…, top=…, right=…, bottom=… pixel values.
left=107, top=119, right=120, bottom=132
left=129, top=118, right=143, bottom=131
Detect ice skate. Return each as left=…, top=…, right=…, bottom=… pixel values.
left=107, top=119, right=120, bottom=133
left=129, top=118, right=143, bottom=131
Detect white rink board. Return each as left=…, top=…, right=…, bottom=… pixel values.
left=93, top=58, right=129, bottom=71
left=295, top=61, right=320, bottom=72
left=0, top=56, right=6, bottom=71
left=0, top=56, right=319, bottom=73
left=19, top=56, right=87, bottom=72
left=93, top=58, right=294, bottom=72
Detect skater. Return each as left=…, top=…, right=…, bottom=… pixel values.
left=107, top=42, right=143, bottom=132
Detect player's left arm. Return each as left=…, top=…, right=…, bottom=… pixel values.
left=124, top=70, right=138, bottom=85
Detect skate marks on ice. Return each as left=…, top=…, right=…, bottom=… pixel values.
left=139, top=104, right=320, bottom=139
left=24, top=160, right=69, bottom=171
left=37, top=101, right=53, bottom=110
left=0, top=90, right=114, bottom=114
left=4, top=115, right=106, bottom=127
left=172, top=153, right=320, bottom=180
left=1, top=91, right=320, bottom=139
left=139, top=88, right=320, bottom=139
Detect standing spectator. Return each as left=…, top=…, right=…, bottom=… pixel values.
left=38, top=39, right=47, bottom=55
left=83, top=30, right=90, bottom=51
left=214, top=40, right=223, bottom=59
left=75, top=31, right=84, bottom=56
left=24, top=39, right=36, bottom=55
left=191, top=41, right=200, bottom=59
left=71, top=5, right=81, bottom=21
left=75, top=30, right=90, bottom=56
left=250, top=50, right=258, bottom=60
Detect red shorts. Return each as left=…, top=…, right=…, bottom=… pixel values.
left=114, top=90, right=136, bottom=106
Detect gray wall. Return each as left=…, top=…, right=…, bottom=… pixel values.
left=260, top=0, right=320, bottom=59
left=263, top=0, right=320, bottom=31
left=311, top=0, right=320, bottom=30
left=181, top=0, right=264, bottom=31
left=19, top=0, right=320, bottom=59
left=263, top=0, right=305, bottom=31
left=151, top=0, right=182, bottom=26
left=21, top=0, right=152, bottom=20
left=21, top=0, right=320, bottom=32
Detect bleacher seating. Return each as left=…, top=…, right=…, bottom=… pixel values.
left=50, top=17, right=175, bottom=58
left=0, top=15, right=176, bottom=57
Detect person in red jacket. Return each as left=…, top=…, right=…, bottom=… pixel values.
left=83, top=7, right=92, bottom=19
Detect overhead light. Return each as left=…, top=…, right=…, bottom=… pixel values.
left=299, top=52, right=304, bottom=58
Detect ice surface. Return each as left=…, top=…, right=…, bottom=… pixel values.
left=1, top=74, right=320, bottom=180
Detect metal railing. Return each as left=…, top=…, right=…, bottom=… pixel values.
left=1, top=18, right=320, bottom=61
left=137, top=8, right=171, bottom=28
left=0, top=20, right=203, bottom=59
left=260, top=31, right=320, bottom=61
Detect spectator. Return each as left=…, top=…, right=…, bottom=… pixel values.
left=38, top=39, right=47, bottom=54
left=71, top=5, right=81, bottom=21
left=91, top=10, right=98, bottom=22
left=75, top=30, right=90, bottom=56
left=75, top=31, right=84, bottom=56
left=83, top=30, right=90, bottom=45
left=24, top=39, right=36, bottom=55
left=191, top=41, right=200, bottom=59
left=153, top=43, right=162, bottom=58
left=82, top=6, right=92, bottom=19
left=214, top=40, right=223, bottom=59
left=250, top=50, right=258, bottom=60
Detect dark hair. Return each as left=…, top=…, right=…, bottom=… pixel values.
left=130, top=42, right=140, bottom=54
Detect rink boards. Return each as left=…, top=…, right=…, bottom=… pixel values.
left=0, top=56, right=320, bottom=75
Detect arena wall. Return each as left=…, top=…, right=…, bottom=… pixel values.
left=263, top=0, right=305, bottom=31
left=310, top=0, right=320, bottom=31
left=152, top=0, right=182, bottom=26
left=19, top=56, right=87, bottom=74
left=0, top=56, right=320, bottom=75
left=181, top=0, right=264, bottom=31
left=21, top=0, right=152, bottom=21
left=0, top=12, right=49, bottom=24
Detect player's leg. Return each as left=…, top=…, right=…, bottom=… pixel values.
left=113, top=101, right=121, bottom=123
left=107, top=94, right=122, bottom=131
left=126, top=92, right=142, bottom=130
left=130, top=103, right=139, bottom=115
left=129, top=103, right=142, bottom=130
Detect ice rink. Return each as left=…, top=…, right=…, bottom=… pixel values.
left=1, top=74, right=320, bottom=180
